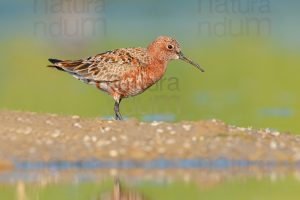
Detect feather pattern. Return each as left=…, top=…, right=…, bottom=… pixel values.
left=49, top=48, right=149, bottom=85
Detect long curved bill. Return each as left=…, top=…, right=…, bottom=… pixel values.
left=179, top=52, right=205, bottom=72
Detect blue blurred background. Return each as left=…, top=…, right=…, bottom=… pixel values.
left=1, top=0, right=300, bottom=132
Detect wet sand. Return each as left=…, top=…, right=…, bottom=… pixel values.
left=0, top=110, right=299, bottom=165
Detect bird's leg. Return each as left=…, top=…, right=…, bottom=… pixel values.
left=114, top=100, right=123, bottom=120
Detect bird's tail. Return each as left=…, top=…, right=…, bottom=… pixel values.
left=47, top=58, right=65, bottom=71
left=48, top=58, right=62, bottom=64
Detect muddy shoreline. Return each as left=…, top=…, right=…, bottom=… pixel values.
left=0, top=110, right=299, bottom=165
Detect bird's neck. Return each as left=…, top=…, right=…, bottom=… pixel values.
left=143, top=58, right=168, bottom=84
left=143, top=46, right=169, bottom=84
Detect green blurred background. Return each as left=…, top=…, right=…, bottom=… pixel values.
left=1, top=0, right=300, bottom=133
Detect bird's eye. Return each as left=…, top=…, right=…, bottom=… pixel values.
left=167, top=45, right=174, bottom=50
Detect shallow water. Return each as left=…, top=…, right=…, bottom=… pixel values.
left=12, top=159, right=300, bottom=171
left=1, top=158, right=300, bottom=199
left=1, top=171, right=300, bottom=200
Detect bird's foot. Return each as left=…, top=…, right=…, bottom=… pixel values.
left=115, top=113, right=123, bottom=120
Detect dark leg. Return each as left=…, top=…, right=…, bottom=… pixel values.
left=114, top=99, right=123, bottom=120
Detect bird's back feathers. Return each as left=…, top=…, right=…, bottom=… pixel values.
left=47, top=48, right=149, bottom=84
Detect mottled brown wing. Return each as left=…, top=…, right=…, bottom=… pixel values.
left=48, top=48, right=149, bottom=84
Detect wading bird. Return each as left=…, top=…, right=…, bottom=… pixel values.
left=48, top=36, right=204, bottom=120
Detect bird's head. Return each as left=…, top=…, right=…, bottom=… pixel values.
left=147, top=36, right=204, bottom=72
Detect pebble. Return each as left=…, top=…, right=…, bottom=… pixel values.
left=109, top=150, right=118, bottom=157
left=271, top=131, right=280, bottom=137
left=170, top=130, right=176, bottom=135
left=104, top=127, right=111, bottom=132
left=23, top=127, right=32, bottom=135
left=51, top=130, right=61, bottom=138
left=211, top=119, right=217, bottom=123
left=71, top=115, right=80, bottom=119
left=270, top=141, right=278, bottom=150
left=91, top=136, right=97, bottom=142
left=100, top=126, right=111, bottom=133
left=265, top=128, right=272, bottom=134
left=16, top=127, right=32, bottom=135
left=111, top=136, right=117, bottom=142
left=237, top=127, right=247, bottom=132
left=73, top=123, right=82, bottom=128
left=17, top=117, right=29, bottom=123
left=45, top=120, right=54, bottom=125
left=151, top=121, right=161, bottom=127
left=156, top=128, right=164, bottom=133
left=182, top=124, right=191, bottom=131
left=120, top=135, right=128, bottom=141
left=83, top=135, right=90, bottom=143
left=166, top=139, right=175, bottom=144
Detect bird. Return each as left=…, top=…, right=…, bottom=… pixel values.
left=48, top=36, right=204, bottom=120
left=100, top=178, right=146, bottom=200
